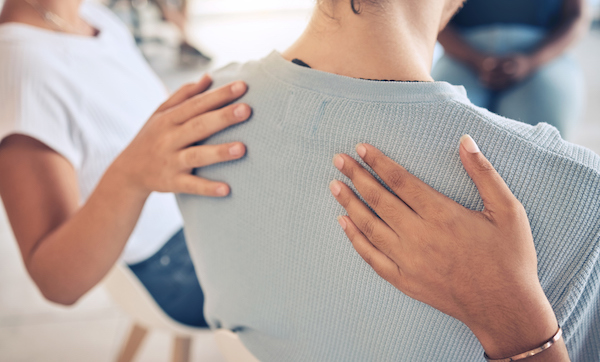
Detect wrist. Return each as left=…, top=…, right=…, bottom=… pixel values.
left=103, top=156, right=151, bottom=201
left=470, top=292, right=558, bottom=359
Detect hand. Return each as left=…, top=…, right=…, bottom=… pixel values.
left=329, top=136, right=565, bottom=359
left=111, top=74, right=251, bottom=197
left=474, top=55, right=500, bottom=87
left=476, top=54, right=536, bottom=90
left=498, top=54, right=536, bottom=83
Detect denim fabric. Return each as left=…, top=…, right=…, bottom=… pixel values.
left=128, top=229, right=209, bottom=328
left=451, top=0, right=563, bottom=30
left=432, top=25, right=585, bottom=138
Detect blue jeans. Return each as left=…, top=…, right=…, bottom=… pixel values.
left=128, top=229, right=209, bottom=328
left=432, top=25, right=585, bottom=138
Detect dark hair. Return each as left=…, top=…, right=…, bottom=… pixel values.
left=319, top=0, right=370, bottom=15
left=350, top=0, right=362, bottom=14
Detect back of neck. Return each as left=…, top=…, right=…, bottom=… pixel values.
left=283, top=2, right=442, bottom=82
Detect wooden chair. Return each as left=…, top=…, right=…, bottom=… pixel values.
left=103, top=264, right=210, bottom=362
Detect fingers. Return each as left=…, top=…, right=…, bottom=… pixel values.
left=353, top=144, right=450, bottom=217
left=332, top=153, right=418, bottom=227
left=329, top=180, right=403, bottom=260
left=179, top=142, right=246, bottom=169
left=174, top=174, right=230, bottom=197
left=168, top=81, right=248, bottom=125
left=458, top=135, right=521, bottom=217
left=338, top=216, right=403, bottom=287
left=156, top=74, right=213, bottom=113
left=177, top=103, right=251, bottom=147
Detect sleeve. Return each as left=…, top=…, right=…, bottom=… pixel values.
left=0, top=46, right=83, bottom=169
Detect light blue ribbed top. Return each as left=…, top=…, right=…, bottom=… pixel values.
left=178, top=52, right=600, bottom=361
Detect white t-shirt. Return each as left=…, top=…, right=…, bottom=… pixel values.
left=0, top=2, right=183, bottom=264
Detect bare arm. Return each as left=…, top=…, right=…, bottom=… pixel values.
left=437, top=25, right=489, bottom=72
left=528, top=0, right=591, bottom=69
left=438, top=0, right=591, bottom=90
left=0, top=77, right=251, bottom=305
left=330, top=138, right=569, bottom=361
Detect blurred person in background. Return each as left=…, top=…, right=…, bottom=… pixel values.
left=0, top=0, right=250, bottom=327
left=432, top=0, right=592, bottom=138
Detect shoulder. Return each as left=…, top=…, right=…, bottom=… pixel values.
left=210, top=58, right=266, bottom=86
left=451, top=100, right=600, bottom=178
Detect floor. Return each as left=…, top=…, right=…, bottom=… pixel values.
left=0, top=3, right=599, bottom=362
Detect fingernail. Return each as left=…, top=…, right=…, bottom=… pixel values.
left=337, top=216, right=347, bottom=231
left=356, top=144, right=367, bottom=158
left=234, top=104, right=249, bottom=119
left=216, top=185, right=229, bottom=196
left=333, top=155, right=344, bottom=170
left=460, top=135, right=480, bottom=154
left=229, top=144, right=244, bottom=156
left=231, top=82, right=246, bottom=95
left=329, top=180, right=341, bottom=196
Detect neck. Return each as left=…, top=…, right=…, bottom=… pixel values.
left=0, top=0, right=89, bottom=34
left=283, top=1, right=445, bottom=82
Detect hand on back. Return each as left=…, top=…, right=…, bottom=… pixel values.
left=330, top=136, right=567, bottom=360
left=112, top=74, right=251, bottom=198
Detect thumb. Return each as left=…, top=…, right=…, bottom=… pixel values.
left=459, top=135, right=518, bottom=214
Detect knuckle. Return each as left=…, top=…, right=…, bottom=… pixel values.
left=475, top=159, right=495, bottom=174
left=371, top=234, right=393, bottom=253
left=190, top=118, right=208, bottom=134
left=182, top=149, right=201, bottom=167
left=368, top=153, right=384, bottom=169
left=359, top=218, right=376, bottom=238
left=362, top=187, right=382, bottom=209
left=428, top=205, right=453, bottom=225
left=387, top=168, right=408, bottom=191
left=338, top=192, right=352, bottom=209
left=342, top=158, right=356, bottom=178
left=504, top=199, right=526, bottom=218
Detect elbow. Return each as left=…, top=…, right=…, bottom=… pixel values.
left=29, top=268, right=84, bottom=306
left=25, top=257, right=84, bottom=306
left=38, top=285, right=82, bottom=306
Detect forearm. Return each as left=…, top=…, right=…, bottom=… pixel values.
left=471, top=287, right=570, bottom=361
left=529, top=6, right=591, bottom=68
left=437, top=26, right=487, bottom=69
left=26, top=165, right=149, bottom=305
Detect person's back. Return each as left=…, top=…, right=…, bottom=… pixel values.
left=178, top=1, right=600, bottom=360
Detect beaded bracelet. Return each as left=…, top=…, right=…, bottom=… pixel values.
left=484, top=327, right=562, bottom=362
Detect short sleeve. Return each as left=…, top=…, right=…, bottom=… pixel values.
left=0, top=45, right=82, bottom=169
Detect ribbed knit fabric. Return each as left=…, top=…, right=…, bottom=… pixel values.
left=178, top=52, right=600, bottom=361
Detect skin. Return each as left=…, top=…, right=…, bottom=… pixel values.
left=438, top=0, right=591, bottom=90
left=330, top=139, right=569, bottom=360
left=299, top=0, right=570, bottom=359
left=0, top=0, right=251, bottom=305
